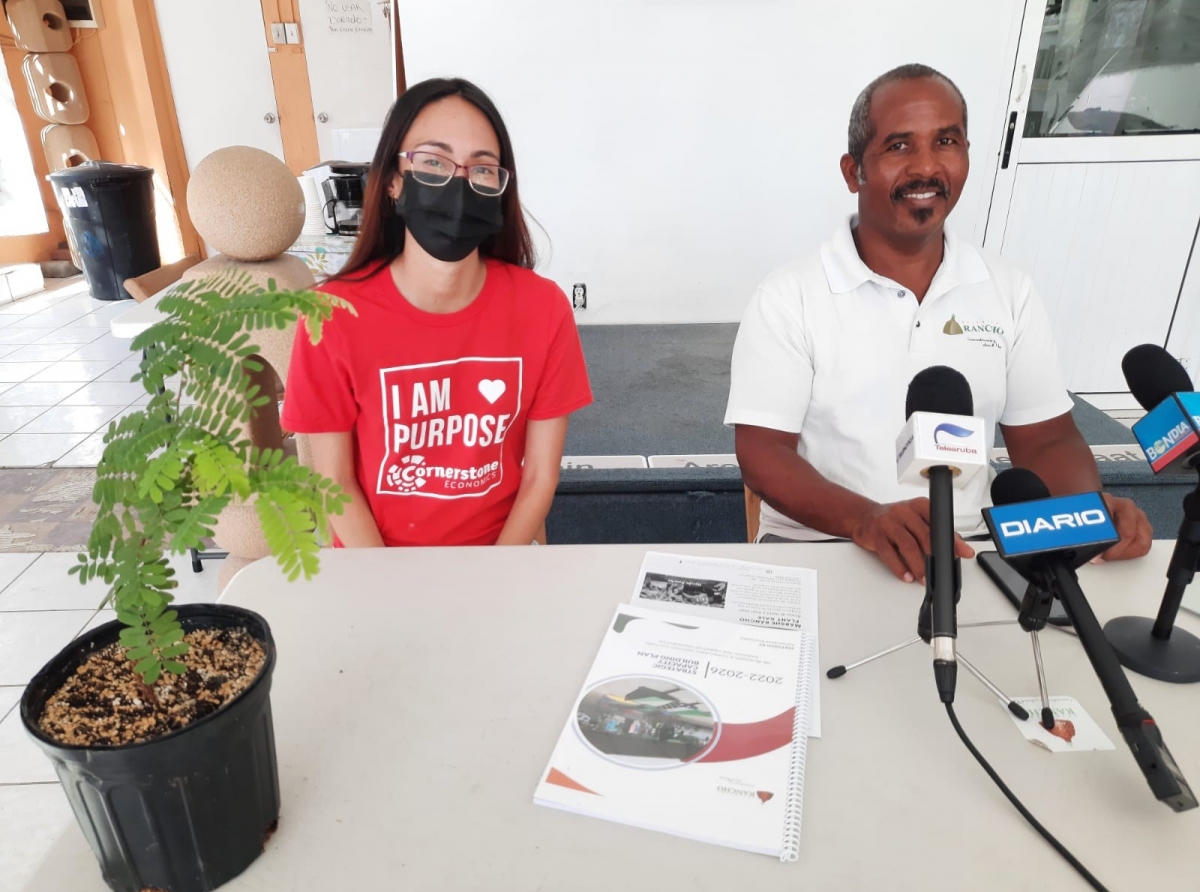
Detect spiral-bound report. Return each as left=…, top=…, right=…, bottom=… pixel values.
left=535, top=605, right=817, bottom=860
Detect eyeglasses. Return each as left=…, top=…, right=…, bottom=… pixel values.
left=398, top=151, right=511, bottom=196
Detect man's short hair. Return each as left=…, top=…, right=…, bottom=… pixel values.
left=847, top=64, right=968, bottom=169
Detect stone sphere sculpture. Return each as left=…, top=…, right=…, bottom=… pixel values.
left=187, top=146, right=304, bottom=262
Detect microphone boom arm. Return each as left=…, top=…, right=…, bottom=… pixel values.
left=1043, top=561, right=1197, bottom=812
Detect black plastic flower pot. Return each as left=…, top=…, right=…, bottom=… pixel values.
left=19, top=604, right=280, bottom=892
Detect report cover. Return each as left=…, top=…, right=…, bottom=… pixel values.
left=535, top=605, right=815, bottom=860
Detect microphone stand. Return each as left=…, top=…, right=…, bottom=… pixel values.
left=829, top=468, right=1030, bottom=719
left=827, top=618, right=1031, bottom=721
left=1037, top=561, right=1197, bottom=812
left=1016, top=573, right=1060, bottom=730
left=1104, top=478, right=1200, bottom=684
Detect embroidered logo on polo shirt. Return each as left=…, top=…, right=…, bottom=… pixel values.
left=942, top=316, right=1005, bottom=349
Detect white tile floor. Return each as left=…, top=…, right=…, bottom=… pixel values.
left=0, top=278, right=144, bottom=469
left=0, top=550, right=224, bottom=891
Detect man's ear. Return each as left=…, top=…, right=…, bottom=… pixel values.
left=839, top=154, right=861, bottom=194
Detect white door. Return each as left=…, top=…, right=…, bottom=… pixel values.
left=297, top=0, right=396, bottom=162
left=154, top=0, right=284, bottom=170
left=984, top=0, right=1200, bottom=394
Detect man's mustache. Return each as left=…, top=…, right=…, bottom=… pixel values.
left=892, top=179, right=949, bottom=201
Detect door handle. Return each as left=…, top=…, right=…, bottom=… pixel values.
left=264, top=113, right=277, bottom=124
left=1000, top=112, right=1018, bottom=170
left=317, top=112, right=329, bottom=124
left=1012, top=64, right=1029, bottom=104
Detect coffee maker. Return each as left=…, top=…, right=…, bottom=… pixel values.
left=308, top=162, right=369, bottom=236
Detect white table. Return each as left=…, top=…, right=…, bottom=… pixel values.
left=109, top=285, right=169, bottom=339
left=21, top=542, right=1200, bottom=890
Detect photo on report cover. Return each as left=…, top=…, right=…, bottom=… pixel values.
left=574, top=677, right=718, bottom=768
left=637, top=573, right=728, bottom=608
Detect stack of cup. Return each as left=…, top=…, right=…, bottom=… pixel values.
left=298, top=175, right=327, bottom=236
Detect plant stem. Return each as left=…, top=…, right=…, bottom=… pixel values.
left=129, top=663, right=161, bottom=707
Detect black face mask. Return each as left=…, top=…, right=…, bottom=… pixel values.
left=395, top=173, right=504, bottom=263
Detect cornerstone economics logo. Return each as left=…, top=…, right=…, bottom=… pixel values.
left=376, top=357, right=522, bottom=499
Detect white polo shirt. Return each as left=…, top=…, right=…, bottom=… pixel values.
left=725, top=216, right=1074, bottom=541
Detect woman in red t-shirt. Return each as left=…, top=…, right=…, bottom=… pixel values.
left=282, top=78, right=593, bottom=547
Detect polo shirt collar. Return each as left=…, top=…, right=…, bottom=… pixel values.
left=820, top=214, right=990, bottom=295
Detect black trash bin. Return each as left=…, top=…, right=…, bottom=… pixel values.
left=50, top=162, right=161, bottom=301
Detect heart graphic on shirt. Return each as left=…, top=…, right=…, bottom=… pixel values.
left=478, top=379, right=507, bottom=404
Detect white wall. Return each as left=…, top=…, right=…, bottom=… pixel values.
left=398, top=0, right=1025, bottom=323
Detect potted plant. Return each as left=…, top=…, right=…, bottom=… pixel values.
left=19, top=272, right=352, bottom=892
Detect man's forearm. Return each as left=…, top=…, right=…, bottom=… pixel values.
left=1009, top=434, right=1101, bottom=496
left=740, top=436, right=877, bottom=538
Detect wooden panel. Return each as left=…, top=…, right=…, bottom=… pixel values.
left=137, top=0, right=201, bottom=258
left=260, top=0, right=319, bottom=174
left=71, top=30, right=123, bottom=161
left=89, top=0, right=198, bottom=261
left=1000, top=160, right=1200, bottom=393
left=393, top=0, right=404, bottom=94
left=2, top=1, right=198, bottom=263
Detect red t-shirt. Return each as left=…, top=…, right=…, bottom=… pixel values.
left=281, top=259, right=593, bottom=546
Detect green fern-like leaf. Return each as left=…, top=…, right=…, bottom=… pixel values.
left=165, top=494, right=229, bottom=555
left=254, top=490, right=320, bottom=582
left=83, top=273, right=353, bottom=685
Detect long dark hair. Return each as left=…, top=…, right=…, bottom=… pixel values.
left=331, top=78, right=536, bottom=282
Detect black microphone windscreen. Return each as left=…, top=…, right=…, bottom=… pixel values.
left=990, top=468, right=1051, bottom=506
left=905, top=366, right=974, bottom=419
left=1122, top=344, right=1194, bottom=411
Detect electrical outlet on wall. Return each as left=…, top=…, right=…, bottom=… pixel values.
left=571, top=283, right=587, bottom=309
left=284, top=22, right=302, bottom=44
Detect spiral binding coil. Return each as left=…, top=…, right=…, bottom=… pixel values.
left=780, top=634, right=815, bottom=862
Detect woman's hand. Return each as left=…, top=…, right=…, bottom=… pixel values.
left=495, top=417, right=568, bottom=545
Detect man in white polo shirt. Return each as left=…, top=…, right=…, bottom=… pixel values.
left=726, top=63, right=1151, bottom=583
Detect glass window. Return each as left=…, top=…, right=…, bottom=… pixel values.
left=1024, top=0, right=1200, bottom=137
left=0, top=58, right=49, bottom=237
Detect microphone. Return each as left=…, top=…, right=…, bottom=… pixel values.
left=984, top=469, right=1197, bottom=813
left=896, top=366, right=988, bottom=703
left=1106, top=344, right=1200, bottom=682
left=1124, top=344, right=1200, bottom=475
